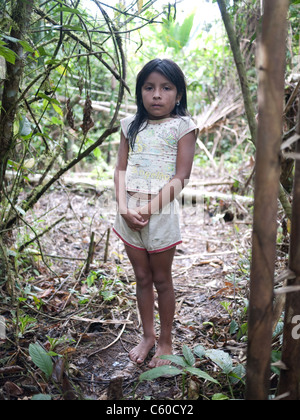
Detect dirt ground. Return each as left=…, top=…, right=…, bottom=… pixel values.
left=0, top=165, right=254, bottom=400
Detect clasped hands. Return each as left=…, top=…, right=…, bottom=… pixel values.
left=121, top=206, right=151, bottom=232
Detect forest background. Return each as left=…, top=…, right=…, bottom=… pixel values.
left=0, top=0, right=300, bottom=401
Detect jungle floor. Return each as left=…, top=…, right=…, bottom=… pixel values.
left=0, top=162, right=288, bottom=400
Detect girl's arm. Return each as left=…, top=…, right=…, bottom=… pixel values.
left=114, top=131, right=129, bottom=215
left=140, top=130, right=196, bottom=218
left=114, top=131, right=148, bottom=231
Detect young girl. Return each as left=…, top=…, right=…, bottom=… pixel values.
left=113, top=59, right=198, bottom=368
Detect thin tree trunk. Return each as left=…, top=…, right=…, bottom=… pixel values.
left=278, top=124, right=300, bottom=400
left=217, top=0, right=257, bottom=145
left=246, top=0, right=289, bottom=400
left=0, top=0, right=34, bottom=192
left=216, top=0, right=292, bottom=220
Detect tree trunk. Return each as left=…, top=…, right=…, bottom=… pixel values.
left=278, top=126, right=300, bottom=400
left=246, top=0, right=289, bottom=400
left=0, top=0, right=34, bottom=192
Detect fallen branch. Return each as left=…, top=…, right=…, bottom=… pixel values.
left=87, top=312, right=131, bottom=358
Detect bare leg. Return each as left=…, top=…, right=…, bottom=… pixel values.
left=125, top=245, right=156, bottom=364
left=149, top=247, right=176, bottom=368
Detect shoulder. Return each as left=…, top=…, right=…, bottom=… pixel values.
left=177, top=116, right=198, bottom=140
left=120, top=114, right=136, bottom=137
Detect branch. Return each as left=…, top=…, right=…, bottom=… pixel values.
left=18, top=216, right=65, bottom=253
left=217, top=0, right=257, bottom=145
left=33, top=7, right=130, bottom=93
left=3, top=125, right=120, bottom=231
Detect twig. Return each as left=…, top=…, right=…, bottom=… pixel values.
left=3, top=125, right=119, bottom=230
left=2, top=188, right=58, bottom=276
left=87, top=312, right=131, bottom=358
left=18, top=216, right=65, bottom=252
left=85, top=232, right=95, bottom=275
left=104, top=228, right=110, bottom=263
left=284, top=78, right=300, bottom=116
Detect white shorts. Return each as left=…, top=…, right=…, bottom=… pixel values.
left=113, top=194, right=182, bottom=254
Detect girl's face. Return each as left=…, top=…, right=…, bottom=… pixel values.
left=141, top=71, right=182, bottom=120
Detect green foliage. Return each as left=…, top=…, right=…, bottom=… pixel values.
left=140, top=344, right=219, bottom=399
left=31, top=394, right=52, bottom=401
left=29, top=343, right=53, bottom=379
left=157, top=12, right=196, bottom=53
left=140, top=344, right=246, bottom=400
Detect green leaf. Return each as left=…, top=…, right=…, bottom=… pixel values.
left=19, top=40, right=35, bottom=53
left=29, top=343, right=53, bottom=379
left=160, top=354, right=189, bottom=367
left=0, top=45, right=17, bottom=64
left=32, top=394, right=52, bottom=400
left=229, top=364, right=246, bottom=385
left=2, top=35, right=35, bottom=53
left=52, top=103, right=63, bottom=117
left=139, top=365, right=182, bottom=381
left=194, top=345, right=206, bottom=359
left=57, top=6, right=82, bottom=15
left=37, top=92, right=60, bottom=105
left=185, top=366, right=220, bottom=385
left=182, top=345, right=195, bottom=366
left=212, top=393, right=229, bottom=400
left=19, top=116, right=32, bottom=137
left=178, top=12, right=195, bottom=48
left=205, top=349, right=233, bottom=375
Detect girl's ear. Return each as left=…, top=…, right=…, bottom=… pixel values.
left=176, top=93, right=183, bottom=103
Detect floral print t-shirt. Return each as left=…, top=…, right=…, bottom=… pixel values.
left=121, top=115, right=198, bottom=195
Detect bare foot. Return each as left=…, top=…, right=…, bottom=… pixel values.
left=149, top=343, right=173, bottom=368
left=129, top=336, right=156, bottom=364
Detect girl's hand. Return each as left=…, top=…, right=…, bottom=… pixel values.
left=122, top=208, right=149, bottom=232
left=138, top=205, right=152, bottom=224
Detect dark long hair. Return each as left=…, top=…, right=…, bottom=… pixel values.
left=127, top=59, right=189, bottom=149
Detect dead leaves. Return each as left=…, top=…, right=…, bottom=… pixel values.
left=66, top=95, right=95, bottom=135
left=81, top=94, right=94, bottom=135
left=66, top=99, right=75, bottom=130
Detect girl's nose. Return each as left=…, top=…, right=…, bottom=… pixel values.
left=153, top=89, right=161, bottom=99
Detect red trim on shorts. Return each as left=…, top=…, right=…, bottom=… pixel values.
left=148, top=241, right=183, bottom=254
left=113, top=228, right=146, bottom=252
left=113, top=228, right=182, bottom=254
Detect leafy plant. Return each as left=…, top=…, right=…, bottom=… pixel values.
left=139, top=345, right=219, bottom=399
left=46, top=335, right=75, bottom=355
left=14, top=314, right=37, bottom=338
left=157, top=12, right=196, bottom=53
left=31, top=394, right=52, bottom=401
left=29, top=342, right=53, bottom=380
left=140, top=344, right=246, bottom=400
left=194, top=345, right=246, bottom=399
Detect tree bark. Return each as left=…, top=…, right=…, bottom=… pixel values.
left=0, top=0, right=34, bottom=192
left=246, top=0, right=289, bottom=400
